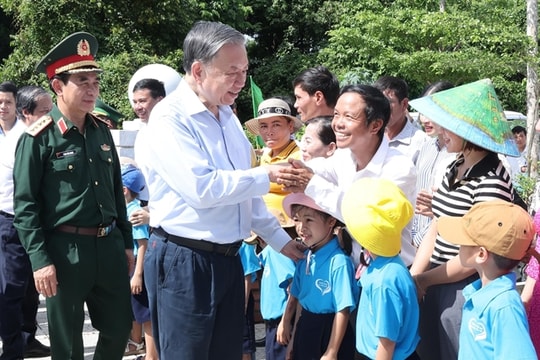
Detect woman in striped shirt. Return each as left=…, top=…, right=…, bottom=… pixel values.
left=409, top=80, right=519, bottom=360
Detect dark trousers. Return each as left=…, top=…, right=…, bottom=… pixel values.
left=293, top=309, right=355, bottom=360
left=0, top=212, right=34, bottom=360
left=265, top=317, right=288, bottom=360
left=416, top=265, right=478, bottom=360
left=144, top=231, right=244, bottom=360
left=45, top=229, right=132, bottom=360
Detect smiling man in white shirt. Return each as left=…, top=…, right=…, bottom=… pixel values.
left=278, top=84, right=417, bottom=266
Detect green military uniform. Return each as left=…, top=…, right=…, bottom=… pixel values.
left=13, top=32, right=133, bottom=360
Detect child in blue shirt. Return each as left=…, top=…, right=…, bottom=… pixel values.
left=437, top=200, right=537, bottom=359
left=277, top=192, right=358, bottom=360
left=121, top=164, right=158, bottom=360
left=341, top=178, right=419, bottom=360
left=238, top=241, right=262, bottom=360
left=249, top=206, right=296, bottom=360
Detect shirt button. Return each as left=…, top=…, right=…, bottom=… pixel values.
left=99, top=204, right=103, bottom=208
left=89, top=158, right=93, bottom=163
left=94, top=181, right=99, bottom=186
left=108, top=158, right=112, bottom=163
left=68, top=164, right=74, bottom=170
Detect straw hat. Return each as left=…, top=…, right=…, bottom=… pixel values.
left=409, top=79, right=518, bottom=156
left=245, top=98, right=303, bottom=135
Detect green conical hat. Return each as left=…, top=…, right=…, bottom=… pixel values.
left=409, top=79, right=518, bottom=156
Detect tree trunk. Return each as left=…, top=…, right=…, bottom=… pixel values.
left=526, top=0, right=538, bottom=183
left=440, top=0, right=446, bottom=12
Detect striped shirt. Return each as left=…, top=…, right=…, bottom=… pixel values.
left=430, top=152, right=513, bottom=265
left=412, top=137, right=456, bottom=247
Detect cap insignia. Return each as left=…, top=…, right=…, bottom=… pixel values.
left=77, top=39, right=91, bottom=56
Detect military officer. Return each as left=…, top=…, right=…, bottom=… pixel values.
left=13, top=32, right=133, bottom=360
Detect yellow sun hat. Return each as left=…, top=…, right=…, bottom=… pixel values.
left=341, top=178, right=413, bottom=257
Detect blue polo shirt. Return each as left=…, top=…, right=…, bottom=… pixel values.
left=459, top=272, right=536, bottom=359
left=239, top=242, right=261, bottom=282
left=258, top=246, right=295, bottom=320
left=291, top=237, right=358, bottom=314
left=356, top=255, right=419, bottom=359
left=127, top=199, right=149, bottom=257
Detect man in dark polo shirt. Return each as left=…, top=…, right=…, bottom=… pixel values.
left=13, top=32, right=133, bottom=360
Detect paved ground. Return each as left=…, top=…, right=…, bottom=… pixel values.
left=6, top=298, right=267, bottom=360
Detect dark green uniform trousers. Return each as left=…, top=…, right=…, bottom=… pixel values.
left=45, top=228, right=132, bottom=360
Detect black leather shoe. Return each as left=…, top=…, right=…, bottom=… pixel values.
left=24, top=339, right=51, bottom=358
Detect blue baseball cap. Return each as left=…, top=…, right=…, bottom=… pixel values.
left=121, top=164, right=145, bottom=194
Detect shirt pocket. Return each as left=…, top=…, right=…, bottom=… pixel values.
left=50, top=156, right=80, bottom=173
left=48, top=154, right=84, bottom=194
left=97, top=147, right=115, bottom=184
left=98, top=148, right=114, bottom=166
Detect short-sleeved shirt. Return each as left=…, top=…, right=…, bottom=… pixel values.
left=13, top=106, right=132, bottom=271
left=258, top=245, right=295, bottom=320
left=387, top=119, right=428, bottom=165
left=459, top=273, right=536, bottom=359
left=239, top=242, right=261, bottom=282
left=356, top=255, right=420, bottom=359
left=431, top=152, right=513, bottom=264
left=126, top=199, right=149, bottom=257
left=291, top=237, right=358, bottom=314
left=259, top=140, right=301, bottom=196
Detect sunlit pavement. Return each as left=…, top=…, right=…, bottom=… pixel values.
left=1, top=297, right=267, bottom=360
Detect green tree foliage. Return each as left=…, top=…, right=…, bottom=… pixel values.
left=319, top=0, right=531, bottom=110
left=0, top=0, right=535, bottom=120
left=0, top=0, right=252, bottom=121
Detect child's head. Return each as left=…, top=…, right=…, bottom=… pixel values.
left=341, top=178, right=413, bottom=258
left=283, top=193, right=337, bottom=251
left=438, top=200, right=535, bottom=272
left=121, top=164, right=145, bottom=201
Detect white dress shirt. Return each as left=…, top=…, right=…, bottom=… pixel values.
left=137, top=80, right=290, bottom=251
left=388, top=119, right=428, bottom=165
left=305, top=137, right=417, bottom=265
left=0, top=119, right=26, bottom=214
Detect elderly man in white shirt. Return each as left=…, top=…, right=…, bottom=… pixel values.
left=278, top=84, right=417, bottom=266
left=136, top=21, right=304, bottom=360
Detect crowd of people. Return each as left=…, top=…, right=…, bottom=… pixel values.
left=1, top=20, right=540, bottom=360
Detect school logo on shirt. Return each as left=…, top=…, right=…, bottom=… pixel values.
left=315, top=279, right=331, bottom=295
left=468, top=318, right=486, bottom=341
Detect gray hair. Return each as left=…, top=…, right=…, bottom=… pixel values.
left=182, top=21, right=245, bottom=73
left=16, top=85, right=50, bottom=119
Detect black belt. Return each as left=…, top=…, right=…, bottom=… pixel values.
left=0, top=210, right=14, bottom=219
left=55, top=220, right=116, bottom=238
left=154, top=227, right=241, bottom=257
left=265, top=317, right=282, bottom=327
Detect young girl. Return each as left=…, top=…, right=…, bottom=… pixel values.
left=277, top=193, right=358, bottom=360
